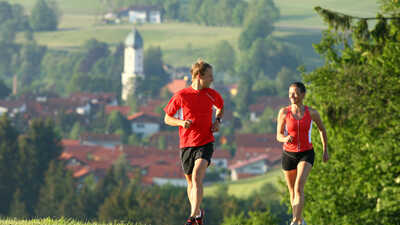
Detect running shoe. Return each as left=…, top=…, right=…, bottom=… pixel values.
left=185, top=217, right=197, bottom=225
left=195, top=209, right=205, bottom=225
left=301, top=219, right=307, bottom=225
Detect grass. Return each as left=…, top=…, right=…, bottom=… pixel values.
left=204, top=168, right=284, bottom=199
left=0, top=218, right=144, bottom=225
left=275, top=0, right=380, bottom=29
left=9, top=0, right=381, bottom=68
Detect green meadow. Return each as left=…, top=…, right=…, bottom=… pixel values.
left=9, top=0, right=380, bottom=68
left=204, top=168, right=284, bottom=199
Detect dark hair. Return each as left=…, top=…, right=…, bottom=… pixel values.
left=191, top=59, right=212, bottom=78
left=290, top=82, right=306, bottom=93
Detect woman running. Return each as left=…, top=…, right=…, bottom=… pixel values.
left=276, top=82, right=329, bottom=225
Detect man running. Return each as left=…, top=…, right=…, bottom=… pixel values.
left=164, top=59, right=224, bottom=225
left=276, top=82, right=329, bottom=225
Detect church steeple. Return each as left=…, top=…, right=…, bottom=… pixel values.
left=121, top=28, right=144, bottom=101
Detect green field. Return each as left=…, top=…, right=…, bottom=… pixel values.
left=8, top=0, right=381, bottom=68
left=204, top=169, right=284, bottom=199
left=0, top=218, right=144, bottom=225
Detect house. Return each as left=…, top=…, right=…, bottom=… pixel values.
left=128, top=111, right=161, bottom=137
left=249, top=96, right=287, bottom=122
left=149, top=131, right=180, bottom=150
left=229, top=133, right=282, bottom=180
left=121, top=145, right=186, bottom=186
left=105, top=105, right=131, bottom=117
left=60, top=143, right=123, bottom=182
left=79, top=133, right=121, bottom=148
left=229, top=154, right=271, bottom=181
left=0, top=100, right=26, bottom=117
left=69, top=92, right=118, bottom=106
left=212, top=148, right=231, bottom=168
left=166, top=79, right=188, bottom=94
left=127, top=6, right=162, bottom=24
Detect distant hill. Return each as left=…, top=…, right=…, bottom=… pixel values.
left=7, top=0, right=380, bottom=69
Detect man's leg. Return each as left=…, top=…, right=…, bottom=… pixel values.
left=190, top=158, right=208, bottom=217
left=184, top=174, right=193, bottom=211
left=292, top=161, right=312, bottom=224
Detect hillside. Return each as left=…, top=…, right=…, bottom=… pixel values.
left=204, top=168, right=284, bottom=199
left=8, top=0, right=380, bottom=68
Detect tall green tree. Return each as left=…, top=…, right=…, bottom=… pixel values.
left=294, top=6, right=400, bottom=225
left=211, top=41, right=236, bottom=74
left=137, top=46, right=169, bottom=98
left=30, top=0, right=59, bottom=31
left=16, top=119, right=62, bottom=215
left=35, top=161, right=78, bottom=218
left=0, top=115, right=19, bottom=215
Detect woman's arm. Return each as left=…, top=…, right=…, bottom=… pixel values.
left=276, top=107, right=292, bottom=143
left=310, top=108, right=329, bottom=162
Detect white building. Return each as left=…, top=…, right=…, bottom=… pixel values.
left=128, top=6, right=162, bottom=24
left=128, top=112, right=161, bottom=137
left=121, top=28, right=144, bottom=101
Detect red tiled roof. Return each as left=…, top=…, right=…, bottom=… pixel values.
left=80, top=133, right=121, bottom=142
left=249, top=96, right=288, bottom=113
left=166, top=79, right=188, bottom=94
left=127, top=111, right=161, bottom=123
left=139, top=99, right=165, bottom=114
left=236, top=173, right=258, bottom=180
left=229, top=154, right=269, bottom=170
left=235, top=133, right=280, bottom=149
left=61, top=139, right=81, bottom=147
left=0, top=100, right=25, bottom=109
left=213, top=148, right=231, bottom=159
left=105, top=105, right=131, bottom=116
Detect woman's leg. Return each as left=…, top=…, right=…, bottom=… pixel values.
left=292, top=161, right=312, bottom=224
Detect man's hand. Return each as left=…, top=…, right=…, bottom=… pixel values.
left=181, top=120, right=192, bottom=129
left=211, top=121, right=220, bottom=132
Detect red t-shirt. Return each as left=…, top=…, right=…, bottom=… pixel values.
left=164, top=87, right=224, bottom=148
left=283, top=106, right=314, bottom=152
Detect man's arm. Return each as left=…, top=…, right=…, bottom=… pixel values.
left=164, top=114, right=192, bottom=128
left=215, top=106, right=224, bottom=120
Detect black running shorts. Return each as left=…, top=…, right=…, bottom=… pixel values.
left=180, top=142, right=214, bottom=175
left=281, top=149, right=315, bottom=171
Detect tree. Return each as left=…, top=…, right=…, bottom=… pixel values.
left=106, top=111, right=131, bottom=135
left=138, top=46, right=169, bottom=98
left=30, top=0, right=59, bottom=31
left=211, top=41, right=236, bottom=74
left=238, top=0, right=279, bottom=50
left=78, top=39, right=110, bottom=73
left=275, top=67, right=300, bottom=97
left=163, top=0, right=181, bottom=21
left=9, top=189, right=28, bottom=219
left=16, top=119, right=62, bottom=215
left=35, top=161, right=77, bottom=218
left=293, top=6, right=400, bottom=225
left=0, top=79, right=11, bottom=98
left=0, top=115, right=19, bottom=215
left=17, top=42, right=47, bottom=90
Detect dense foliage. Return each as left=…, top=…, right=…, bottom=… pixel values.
left=293, top=5, right=400, bottom=225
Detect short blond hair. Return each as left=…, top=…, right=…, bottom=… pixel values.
left=190, top=59, right=212, bottom=79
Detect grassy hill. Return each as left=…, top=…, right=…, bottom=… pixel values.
left=9, top=0, right=380, bottom=68
left=0, top=218, right=144, bottom=225
left=204, top=168, right=284, bottom=199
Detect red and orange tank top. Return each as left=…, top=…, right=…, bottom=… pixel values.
left=283, top=105, right=313, bottom=152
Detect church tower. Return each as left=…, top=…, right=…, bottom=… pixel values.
left=122, top=28, right=144, bottom=101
